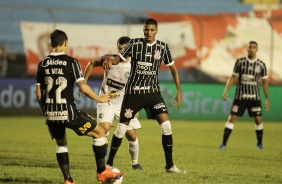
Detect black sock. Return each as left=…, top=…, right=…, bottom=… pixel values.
left=256, top=129, right=263, bottom=145
left=222, top=128, right=233, bottom=145
left=56, top=152, right=73, bottom=182
left=92, top=144, right=107, bottom=173
left=106, top=135, right=123, bottom=166
left=162, top=134, right=173, bottom=169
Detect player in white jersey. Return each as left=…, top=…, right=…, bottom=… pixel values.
left=84, top=36, right=142, bottom=170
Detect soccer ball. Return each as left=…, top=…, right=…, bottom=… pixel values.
left=102, top=167, right=123, bottom=184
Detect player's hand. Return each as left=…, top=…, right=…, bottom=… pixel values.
left=102, top=56, right=112, bottom=70
left=174, top=91, right=182, bottom=109
left=99, top=92, right=110, bottom=103
left=265, top=98, right=270, bottom=111
left=222, top=91, right=228, bottom=101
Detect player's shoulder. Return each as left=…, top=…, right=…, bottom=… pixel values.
left=62, top=54, right=77, bottom=62
left=155, top=40, right=168, bottom=49
left=256, top=58, right=266, bottom=67
left=256, top=58, right=265, bottom=64
left=237, top=56, right=246, bottom=61
left=156, top=39, right=166, bottom=45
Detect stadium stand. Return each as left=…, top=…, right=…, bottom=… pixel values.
left=0, top=0, right=253, bottom=54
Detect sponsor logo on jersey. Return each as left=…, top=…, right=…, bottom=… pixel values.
left=46, top=110, right=68, bottom=116
left=124, top=108, right=133, bottom=118
left=133, top=86, right=151, bottom=91
left=46, top=110, right=68, bottom=120
left=137, top=61, right=152, bottom=66
left=242, top=94, right=256, bottom=98
left=109, top=91, right=120, bottom=100
left=154, top=50, right=161, bottom=60
left=42, top=57, right=67, bottom=67
left=136, top=70, right=156, bottom=75
left=154, top=103, right=166, bottom=109
left=107, top=78, right=125, bottom=90
left=79, top=122, right=91, bottom=134
left=242, top=74, right=254, bottom=81
left=136, top=61, right=156, bottom=75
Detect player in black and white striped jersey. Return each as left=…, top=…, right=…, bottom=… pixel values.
left=219, top=41, right=270, bottom=150
left=103, top=18, right=186, bottom=174
left=36, top=29, right=122, bottom=183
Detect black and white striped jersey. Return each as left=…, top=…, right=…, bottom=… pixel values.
left=233, top=57, right=267, bottom=100
left=36, top=52, right=84, bottom=123
left=119, top=38, right=174, bottom=94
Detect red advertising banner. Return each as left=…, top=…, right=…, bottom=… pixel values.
left=147, top=9, right=282, bottom=84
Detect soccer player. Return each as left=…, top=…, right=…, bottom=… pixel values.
left=35, top=29, right=123, bottom=184
left=84, top=36, right=143, bottom=170
left=219, top=41, right=270, bottom=150
left=103, top=18, right=186, bottom=174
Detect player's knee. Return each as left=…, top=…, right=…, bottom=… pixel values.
left=126, top=132, right=136, bottom=142
left=228, top=115, right=237, bottom=122
left=100, top=122, right=112, bottom=132
left=114, top=123, right=128, bottom=138
left=254, top=117, right=262, bottom=125
left=160, top=120, right=172, bottom=135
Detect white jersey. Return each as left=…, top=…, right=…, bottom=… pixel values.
left=96, top=59, right=141, bottom=129
left=98, top=59, right=131, bottom=107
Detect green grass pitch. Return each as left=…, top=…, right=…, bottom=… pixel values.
left=0, top=116, right=281, bottom=184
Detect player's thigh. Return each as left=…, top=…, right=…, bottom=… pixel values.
left=47, top=121, right=66, bottom=140
left=247, top=100, right=262, bottom=117
left=97, top=103, right=115, bottom=124
left=67, top=111, right=98, bottom=136
left=230, top=99, right=247, bottom=117
left=128, top=117, right=142, bottom=129
left=145, top=93, right=168, bottom=120
left=120, top=94, right=143, bottom=123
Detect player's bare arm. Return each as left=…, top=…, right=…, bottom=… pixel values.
left=262, top=78, right=270, bottom=111
left=169, top=64, right=182, bottom=109
left=77, top=80, right=109, bottom=103
left=222, top=74, right=237, bottom=101
left=84, top=60, right=95, bottom=82
left=103, top=55, right=121, bottom=70
left=35, top=84, right=44, bottom=110
left=84, top=57, right=105, bottom=82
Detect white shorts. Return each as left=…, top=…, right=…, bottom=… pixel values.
left=97, top=103, right=141, bottom=130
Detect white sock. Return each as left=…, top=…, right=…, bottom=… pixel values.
left=225, top=122, right=234, bottom=129
left=128, top=138, right=139, bottom=165
left=255, top=123, right=263, bottom=130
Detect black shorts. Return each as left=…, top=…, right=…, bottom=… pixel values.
left=231, top=99, right=262, bottom=117
left=120, top=92, right=168, bottom=122
left=47, top=110, right=97, bottom=139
